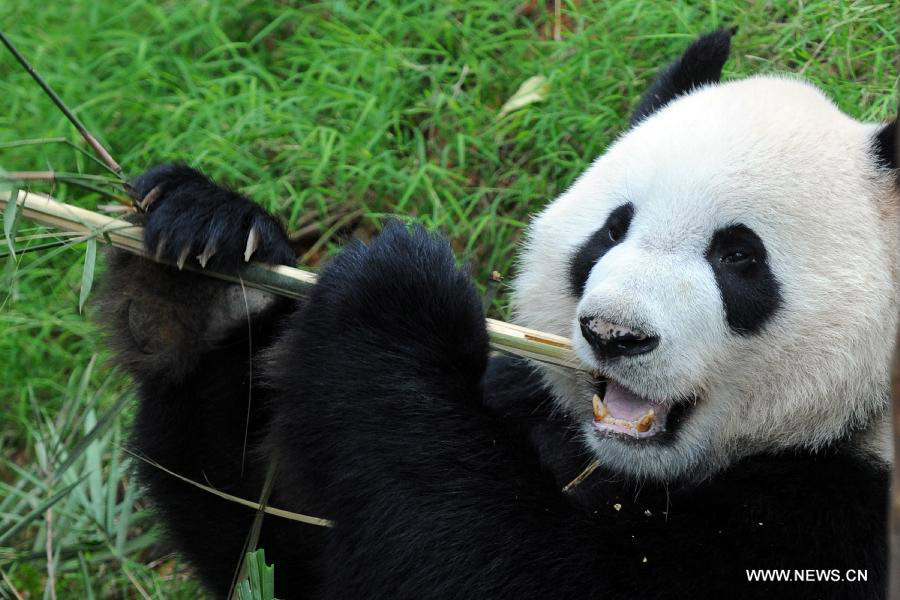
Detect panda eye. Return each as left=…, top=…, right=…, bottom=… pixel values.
left=721, top=250, right=755, bottom=266
left=568, top=202, right=635, bottom=295
left=608, top=226, right=623, bottom=243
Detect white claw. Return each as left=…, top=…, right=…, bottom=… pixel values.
left=154, top=237, right=167, bottom=262
left=244, top=225, right=260, bottom=262
left=137, top=185, right=162, bottom=211
left=176, top=245, right=191, bottom=270
left=197, top=241, right=217, bottom=268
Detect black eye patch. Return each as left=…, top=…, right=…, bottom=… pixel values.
left=568, top=203, right=634, bottom=296
left=705, top=224, right=782, bottom=335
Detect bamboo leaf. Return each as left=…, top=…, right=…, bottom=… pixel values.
left=78, top=237, right=97, bottom=313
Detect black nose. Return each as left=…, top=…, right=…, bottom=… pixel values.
left=579, top=316, right=660, bottom=359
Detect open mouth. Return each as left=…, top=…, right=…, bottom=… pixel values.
left=590, top=375, right=688, bottom=440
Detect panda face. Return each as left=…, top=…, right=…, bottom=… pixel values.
left=512, top=75, right=898, bottom=481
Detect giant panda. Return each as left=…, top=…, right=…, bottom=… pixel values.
left=99, top=29, right=898, bottom=599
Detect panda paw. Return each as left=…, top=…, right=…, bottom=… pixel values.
left=130, top=164, right=295, bottom=271
left=301, top=222, right=489, bottom=377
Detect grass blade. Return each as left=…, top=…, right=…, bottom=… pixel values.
left=52, top=391, right=130, bottom=481
left=3, top=187, right=20, bottom=258
left=78, top=551, right=96, bottom=600
left=237, top=550, right=276, bottom=600
left=0, top=475, right=87, bottom=546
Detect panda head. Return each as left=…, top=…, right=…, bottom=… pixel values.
left=512, top=29, right=899, bottom=482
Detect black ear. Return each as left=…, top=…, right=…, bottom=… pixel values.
left=630, top=27, right=736, bottom=127
left=872, top=118, right=897, bottom=171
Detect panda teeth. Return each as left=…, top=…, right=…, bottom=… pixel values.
left=636, top=410, right=655, bottom=433
left=592, top=398, right=657, bottom=433
left=592, top=394, right=608, bottom=422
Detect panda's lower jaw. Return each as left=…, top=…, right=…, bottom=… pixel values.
left=590, top=380, right=684, bottom=440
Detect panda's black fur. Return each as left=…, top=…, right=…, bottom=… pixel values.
left=100, top=30, right=894, bottom=599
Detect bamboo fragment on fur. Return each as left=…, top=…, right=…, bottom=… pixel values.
left=0, top=189, right=582, bottom=371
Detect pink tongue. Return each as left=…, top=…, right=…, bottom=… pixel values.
left=604, top=382, right=669, bottom=423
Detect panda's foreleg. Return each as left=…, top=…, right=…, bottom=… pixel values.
left=262, top=224, right=612, bottom=596
left=100, top=164, right=297, bottom=385
left=97, top=165, right=318, bottom=595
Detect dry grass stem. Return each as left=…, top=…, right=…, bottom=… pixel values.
left=561, top=459, right=601, bottom=494
left=123, top=449, right=334, bottom=528
left=0, top=31, right=124, bottom=178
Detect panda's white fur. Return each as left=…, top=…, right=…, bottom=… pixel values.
left=513, top=75, right=898, bottom=481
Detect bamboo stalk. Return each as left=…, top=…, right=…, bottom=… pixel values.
left=0, top=188, right=582, bottom=371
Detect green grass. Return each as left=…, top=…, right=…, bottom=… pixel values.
left=1, top=1, right=896, bottom=597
